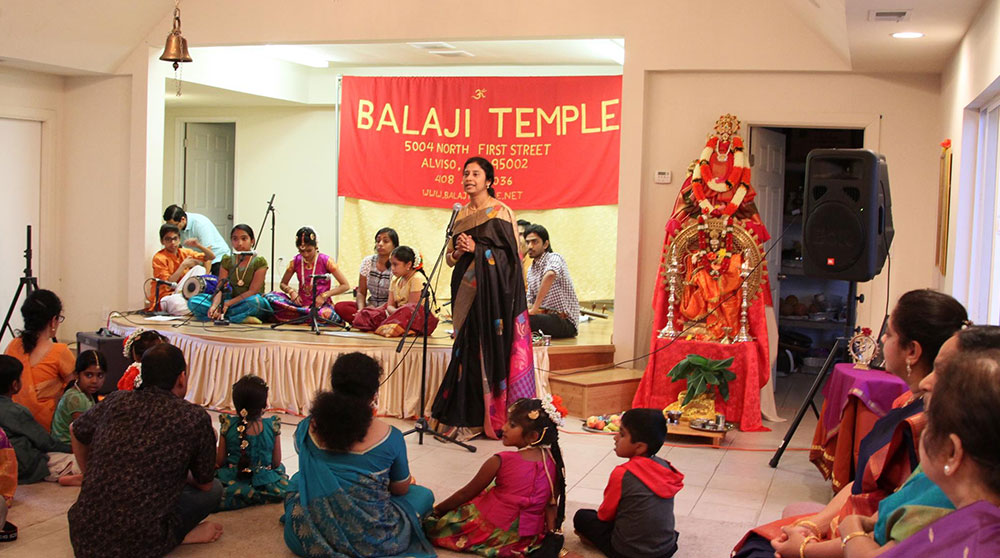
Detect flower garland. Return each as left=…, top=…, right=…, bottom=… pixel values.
left=541, top=393, right=566, bottom=426
left=691, top=135, right=751, bottom=217
left=122, top=328, right=146, bottom=358
left=695, top=215, right=736, bottom=276
left=132, top=363, right=143, bottom=389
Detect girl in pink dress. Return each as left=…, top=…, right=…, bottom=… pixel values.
left=425, top=397, right=566, bottom=557
left=266, top=227, right=351, bottom=323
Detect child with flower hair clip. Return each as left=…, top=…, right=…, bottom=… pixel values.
left=425, top=396, right=567, bottom=557
left=215, top=374, right=288, bottom=510
left=352, top=245, right=439, bottom=337
left=117, top=329, right=168, bottom=391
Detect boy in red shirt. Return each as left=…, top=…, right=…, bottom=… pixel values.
left=574, top=408, right=684, bottom=558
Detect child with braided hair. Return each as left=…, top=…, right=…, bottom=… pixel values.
left=116, top=329, right=168, bottom=391
left=215, top=375, right=288, bottom=510
left=425, top=396, right=567, bottom=557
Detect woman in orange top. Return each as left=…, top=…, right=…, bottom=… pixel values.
left=4, top=290, right=74, bottom=431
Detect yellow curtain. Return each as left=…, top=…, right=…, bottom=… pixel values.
left=339, top=198, right=617, bottom=301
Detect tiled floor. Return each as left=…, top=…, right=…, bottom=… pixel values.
left=2, top=373, right=831, bottom=557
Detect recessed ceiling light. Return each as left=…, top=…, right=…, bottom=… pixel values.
left=408, top=42, right=455, bottom=50
left=428, top=50, right=474, bottom=57
left=891, top=31, right=924, bottom=39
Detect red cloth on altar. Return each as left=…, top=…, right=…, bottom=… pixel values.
left=631, top=305, right=769, bottom=432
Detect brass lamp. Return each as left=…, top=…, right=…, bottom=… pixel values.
left=159, top=6, right=192, bottom=70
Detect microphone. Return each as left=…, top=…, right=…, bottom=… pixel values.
left=446, top=203, right=462, bottom=236
left=153, top=278, right=178, bottom=289
left=308, top=273, right=333, bottom=279
left=232, top=250, right=257, bottom=257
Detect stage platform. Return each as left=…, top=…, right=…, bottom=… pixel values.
left=109, top=310, right=614, bottom=417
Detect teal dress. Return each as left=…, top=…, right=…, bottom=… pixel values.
left=188, top=254, right=272, bottom=323
left=282, top=417, right=435, bottom=558
left=216, top=415, right=289, bottom=510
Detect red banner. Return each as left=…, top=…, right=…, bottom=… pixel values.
left=338, top=76, right=621, bottom=209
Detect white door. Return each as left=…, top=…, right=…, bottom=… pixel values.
left=184, top=122, right=235, bottom=239
left=0, top=118, right=41, bottom=338
left=750, top=126, right=786, bottom=306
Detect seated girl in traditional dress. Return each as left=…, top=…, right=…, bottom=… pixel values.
left=52, top=351, right=104, bottom=444
left=189, top=224, right=272, bottom=324
left=334, top=227, right=397, bottom=324
left=282, top=352, right=435, bottom=558
left=266, top=226, right=350, bottom=323
left=49, top=350, right=105, bottom=486
left=352, top=246, right=438, bottom=337
left=425, top=397, right=567, bottom=557
left=117, top=329, right=168, bottom=391
left=215, top=374, right=289, bottom=511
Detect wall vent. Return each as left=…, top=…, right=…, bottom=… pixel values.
left=868, top=9, right=911, bottom=22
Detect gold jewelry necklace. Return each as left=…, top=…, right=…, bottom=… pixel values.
left=234, top=255, right=252, bottom=287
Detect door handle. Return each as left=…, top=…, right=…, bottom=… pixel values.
left=227, top=214, right=233, bottom=219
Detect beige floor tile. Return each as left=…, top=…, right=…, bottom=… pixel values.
left=4, top=374, right=835, bottom=558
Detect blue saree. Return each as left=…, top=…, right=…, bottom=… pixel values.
left=282, top=418, right=436, bottom=558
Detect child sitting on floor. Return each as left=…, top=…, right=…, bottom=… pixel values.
left=0, top=356, right=80, bottom=484
left=573, top=408, right=684, bottom=558
left=215, top=374, right=289, bottom=510
left=51, top=350, right=105, bottom=444
left=425, top=397, right=567, bottom=557
left=352, top=246, right=438, bottom=337
left=117, top=329, right=168, bottom=391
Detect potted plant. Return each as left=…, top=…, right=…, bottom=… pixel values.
left=665, top=354, right=737, bottom=419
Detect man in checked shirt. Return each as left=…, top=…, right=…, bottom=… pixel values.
left=523, top=224, right=581, bottom=339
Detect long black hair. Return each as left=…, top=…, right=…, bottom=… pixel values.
left=232, top=375, right=269, bottom=480
left=19, top=289, right=62, bottom=353
left=375, top=227, right=399, bottom=249
left=891, top=289, right=967, bottom=371
left=68, top=350, right=107, bottom=401
left=507, top=398, right=566, bottom=530
left=464, top=156, right=496, bottom=198
left=311, top=353, right=381, bottom=452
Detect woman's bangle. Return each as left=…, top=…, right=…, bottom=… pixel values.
left=841, top=531, right=870, bottom=549
left=794, top=520, right=822, bottom=537
left=800, top=535, right=819, bottom=558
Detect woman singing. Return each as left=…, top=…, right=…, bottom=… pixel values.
left=431, top=157, right=535, bottom=441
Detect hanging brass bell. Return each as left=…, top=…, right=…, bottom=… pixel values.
left=159, top=8, right=192, bottom=69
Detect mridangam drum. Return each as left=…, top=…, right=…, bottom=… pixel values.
left=182, top=274, right=219, bottom=299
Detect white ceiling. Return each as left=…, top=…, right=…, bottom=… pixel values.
left=845, top=0, right=985, bottom=71
left=0, top=1, right=988, bottom=77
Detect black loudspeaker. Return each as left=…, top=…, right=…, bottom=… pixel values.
left=802, top=149, right=894, bottom=281
left=76, top=330, right=130, bottom=395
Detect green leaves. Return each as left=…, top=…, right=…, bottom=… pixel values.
left=668, top=353, right=736, bottom=406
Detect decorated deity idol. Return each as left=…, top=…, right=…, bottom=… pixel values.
left=660, top=114, right=772, bottom=341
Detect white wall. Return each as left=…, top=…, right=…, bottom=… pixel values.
left=941, top=0, right=1000, bottom=323
left=164, top=105, right=339, bottom=277
left=0, top=67, right=132, bottom=341
left=58, top=75, right=133, bottom=337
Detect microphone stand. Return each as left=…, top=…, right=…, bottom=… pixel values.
left=1, top=226, right=39, bottom=344
left=254, top=194, right=276, bottom=292
left=271, top=275, right=350, bottom=335
left=400, top=217, right=476, bottom=452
